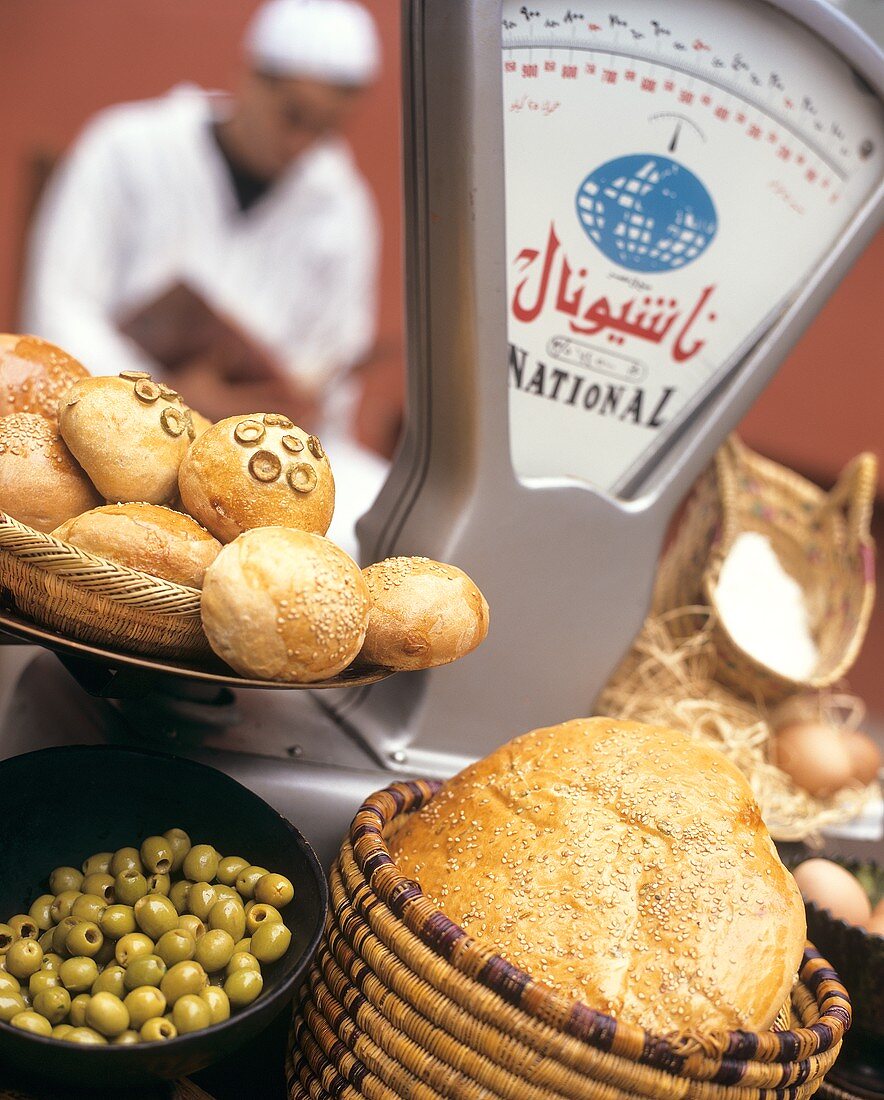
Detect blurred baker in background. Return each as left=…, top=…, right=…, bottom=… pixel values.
left=21, top=0, right=387, bottom=557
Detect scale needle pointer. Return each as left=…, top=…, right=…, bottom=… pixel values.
left=668, top=121, right=682, bottom=153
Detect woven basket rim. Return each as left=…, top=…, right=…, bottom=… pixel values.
left=0, top=511, right=202, bottom=613
left=350, top=779, right=852, bottom=1077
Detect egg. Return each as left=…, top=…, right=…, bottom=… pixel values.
left=793, top=858, right=872, bottom=926
left=841, top=729, right=882, bottom=786
left=772, top=722, right=854, bottom=797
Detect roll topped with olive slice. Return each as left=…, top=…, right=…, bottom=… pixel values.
left=178, top=413, right=335, bottom=543
left=58, top=373, right=192, bottom=505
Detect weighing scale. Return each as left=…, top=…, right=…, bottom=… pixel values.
left=0, top=5, right=883, bottom=1084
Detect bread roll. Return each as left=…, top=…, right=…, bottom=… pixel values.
left=361, top=557, right=489, bottom=670
left=0, top=334, right=89, bottom=421
left=0, top=413, right=101, bottom=532
left=188, top=408, right=213, bottom=439
left=58, top=373, right=191, bottom=504
left=52, top=503, right=221, bottom=588
left=178, top=414, right=334, bottom=543
left=200, top=526, right=369, bottom=682
left=389, top=718, right=806, bottom=1034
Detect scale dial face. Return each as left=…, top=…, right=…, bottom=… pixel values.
left=503, top=0, right=884, bottom=497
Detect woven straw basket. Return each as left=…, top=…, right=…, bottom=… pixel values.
left=288, top=780, right=852, bottom=1100
left=652, top=437, right=877, bottom=703
left=0, top=511, right=210, bottom=659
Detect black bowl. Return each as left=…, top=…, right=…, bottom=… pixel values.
left=0, top=745, right=327, bottom=1089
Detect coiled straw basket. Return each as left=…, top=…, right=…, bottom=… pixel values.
left=289, top=780, right=852, bottom=1100
left=0, top=511, right=209, bottom=659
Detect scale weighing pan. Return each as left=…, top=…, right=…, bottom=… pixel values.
left=0, top=606, right=392, bottom=698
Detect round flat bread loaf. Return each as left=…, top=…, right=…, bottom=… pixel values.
left=52, top=503, right=221, bottom=588
left=389, top=717, right=806, bottom=1034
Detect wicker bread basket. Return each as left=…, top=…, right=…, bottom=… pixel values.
left=0, top=511, right=210, bottom=659
left=289, top=780, right=852, bottom=1100
left=652, top=437, right=877, bottom=703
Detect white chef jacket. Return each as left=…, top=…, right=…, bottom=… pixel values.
left=21, top=84, right=387, bottom=559
left=22, top=83, right=379, bottom=398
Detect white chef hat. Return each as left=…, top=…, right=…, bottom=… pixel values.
left=245, top=0, right=380, bottom=87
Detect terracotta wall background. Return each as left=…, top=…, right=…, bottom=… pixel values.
left=0, top=0, right=881, bottom=714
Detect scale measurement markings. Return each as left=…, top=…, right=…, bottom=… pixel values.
left=503, top=40, right=855, bottom=181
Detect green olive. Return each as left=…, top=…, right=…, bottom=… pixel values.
left=254, top=872, right=295, bottom=909
left=109, top=847, right=143, bottom=877
left=28, top=895, right=56, bottom=932
left=160, top=960, right=207, bottom=1006
left=50, top=891, right=82, bottom=923
left=216, top=856, right=249, bottom=887
left=140, top=1016, right=176, bottom=1042
left=250, top=920, right=291, bottom=964
left=49, top=866, right=84, bottom=895
left=177, top=915, right=206, bottom=940
left=200, top=985, right=230, bottom=1025
left=0, top=991, right=27, bottom=1022
left=147, top=873, right=171, bottom=896
left=235, top=866, right=269, bottom=900
left=114, top=933, right=154, bottom=967
left=193, top=930, right=235, bottom=974
left=100, top=904, right=137, bottom=940
left=155, top=929, right=195, bottom=967
left=0, top=924, right=13, bottom=954
left=64, top=921, right=104, bottom=958
left=114, top=870, right=147, bottom=906
left=33, top=986, right=71, bottom=1025
left=0, top=973, right=20, bottom=994
left=66, top=1026, right=107, bottom=1044
left=187, top=882, right=217, bottom=922
left=6, top=939, right=43, bottom=980
left=37, top=930, right=55, bottom=953
left=163, top=828, right=192, bottom=873
left=52, top=916, right=80, bottom=955
left=245, top=903, right=283, bottom=936
left=8, top=914, right=39, bottom=942
left=81, top=852, right=113, bottom=876
left=134, top=895, right=178, bottom=940
left=208, top=898, right=246, bottom=942
left=182, top=844, right=219, bottom=883
left=11, top=1009, right=52, bottom=1036
left=28, top=970, right=60, bottom=997
left=211, top=885, right=240, bottom=906
left=225, top=951, right=260, bottom=977
left=40, top=953, right=63, bottom=974
left=233, top=938, right=251, bottom=955
left=71, top=893, right=107, bottom=924
left=172, top=993, right=211, bottom=1034
left=81, top=873, right=114, bottom=904
left=51, top=1023, right=75, bottom=1040
left=124, top=985, right=167, bottom=1029
left=69, top=993, right=91, bottom=1027
left=92, top=965, right=127, bottom=998
left=94, top=939, right=117, bottom=969
left=169, top=881, right=191, bottom=915
left=139, top=836, right=174, bottom=876
left=123, top=955, right=166, bottom=991
left=112, top=1029, right=141, bottom=1045
left=59, top=956, right=99, bottom=994
left=224, top=968, right=263, bottom=1008
left=85, top=991, right=130, bottom=1037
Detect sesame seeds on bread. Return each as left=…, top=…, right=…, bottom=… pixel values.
left=388, top=717, right=806, bottom=1034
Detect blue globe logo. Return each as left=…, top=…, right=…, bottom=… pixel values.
left=576, top=154, right=717, bottom=273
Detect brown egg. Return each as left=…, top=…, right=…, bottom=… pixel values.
left=793, top=858, right=872, bottom=926
left=772, top=722, right=855, bottom=797
left=841, top=729, right=882, bottom=786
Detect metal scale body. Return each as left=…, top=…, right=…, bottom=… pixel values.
left=1, top=0, right=882, bottom=871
